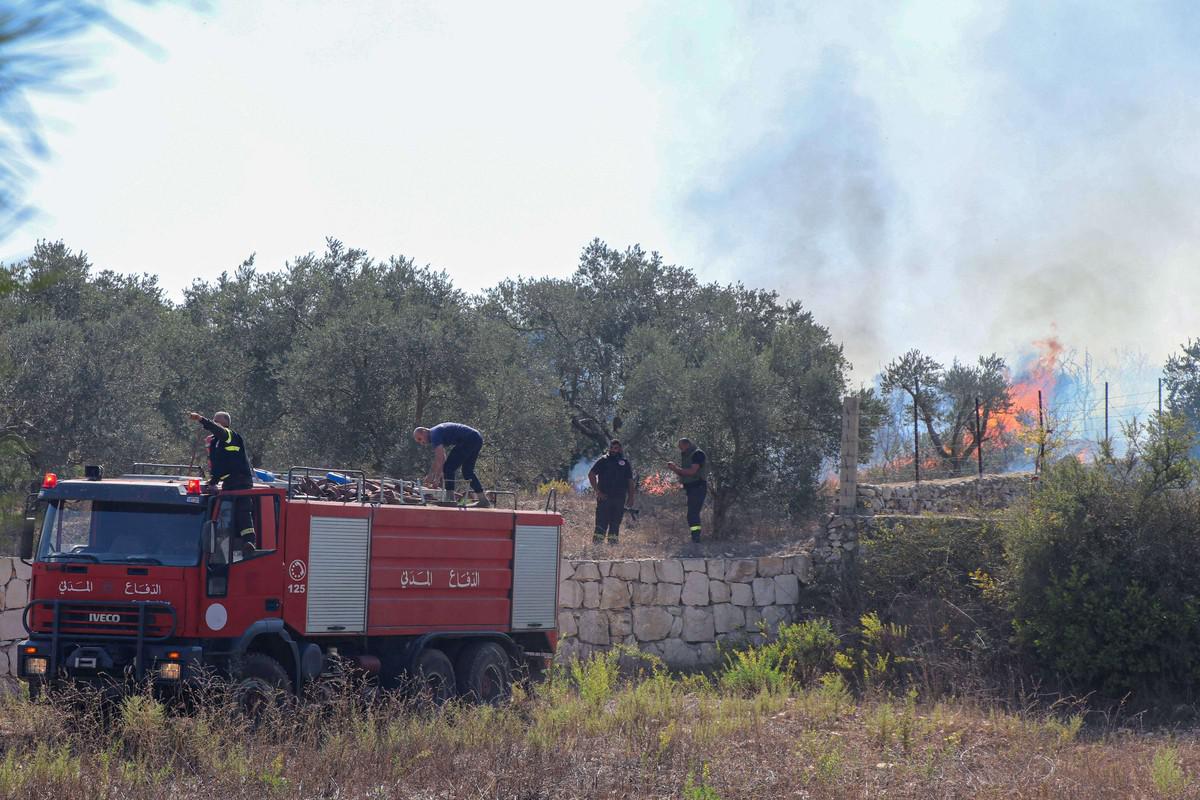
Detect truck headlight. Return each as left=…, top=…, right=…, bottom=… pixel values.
left=24, top=657, right=48, bottom=676
left=158, top=662, right=182, bottom=681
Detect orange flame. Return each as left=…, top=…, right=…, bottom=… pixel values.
left=640, top=473, right=678, bottom=496
left=989, top=336, right=1063, bottom=437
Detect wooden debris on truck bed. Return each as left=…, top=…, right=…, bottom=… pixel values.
left=289, top=476, right=463, bottom=505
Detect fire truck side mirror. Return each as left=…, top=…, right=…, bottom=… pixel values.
left=19, top=493, right=38, bottom=560
left=19, top=514, right=35, bottom=560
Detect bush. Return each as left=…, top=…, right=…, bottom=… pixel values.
left=859, top=517, right=1007, bottom=608
left=1004, top=416, right=1200, bottom=695
left=774, top=619, right=840, bottom=685
left=719, top=646, right=791, bottom=696
left=833, top=612, right=913, bottom=694
left=718, top=619, right=841, bottom=696
left=855, top=515, right=1015, bottom=694
left=569, top=649, right=622, bottom=707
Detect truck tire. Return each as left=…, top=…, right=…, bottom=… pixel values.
left=233, top=652, right=292, bottom=717
left=455, top=641, right=511, bottom=704
left=414, top=647, right=455, bottom=704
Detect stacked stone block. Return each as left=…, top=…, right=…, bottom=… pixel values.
left=0, top=558, right=31, bottom=681
left=557, top=554, right=814, bottom=669
left=855, top=474, right=1032, bottom=515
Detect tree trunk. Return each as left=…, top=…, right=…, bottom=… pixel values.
left=711, top=487, right=733, bottom=538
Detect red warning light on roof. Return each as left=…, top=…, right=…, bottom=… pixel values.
left=186, top=479, right=201, bottom=495
left=41, top=473, right=57, bottom=489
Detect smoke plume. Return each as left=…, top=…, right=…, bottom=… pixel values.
left=649, top=1, right=1200, bottom=381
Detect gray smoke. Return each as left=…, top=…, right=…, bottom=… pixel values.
left=651, top=1, right=1200, bottom=380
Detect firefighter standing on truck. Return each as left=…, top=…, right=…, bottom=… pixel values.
left=667, top=437, right=707, bottom=543
left=188, top=410, right=255, bottom=544
left=588, top=439, right=636, bottom=545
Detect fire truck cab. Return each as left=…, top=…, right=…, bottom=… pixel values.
left=17, top=466, right=561, bottom=702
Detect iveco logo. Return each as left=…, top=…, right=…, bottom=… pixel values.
left=88, top=613, right=121, bottom=623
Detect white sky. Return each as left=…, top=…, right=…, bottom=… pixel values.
left=4, top=1, right=1198, bottom=386
left=5, top=1, right=676, bottom=295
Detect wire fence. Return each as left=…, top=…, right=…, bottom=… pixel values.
left=859, top=378, right=1175, bottom=484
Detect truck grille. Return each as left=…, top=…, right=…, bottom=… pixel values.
left=26, top=600, right=176, bottom=640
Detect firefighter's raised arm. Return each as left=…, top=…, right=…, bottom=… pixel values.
left=188, top=411, right=227, bottom=438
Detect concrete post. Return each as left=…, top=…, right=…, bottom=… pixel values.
left=838, top=396, right=860, bottom=514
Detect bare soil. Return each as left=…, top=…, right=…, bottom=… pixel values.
left=519, top=488, right=822, bottom=560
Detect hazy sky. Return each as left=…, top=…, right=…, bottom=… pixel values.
left=4, top=1, right=1198, bottom=384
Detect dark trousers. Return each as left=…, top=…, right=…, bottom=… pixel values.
left=594, top=493, right=627, bottom=540
left=685, top=482, right=707, bottom=541
left=443, top=436, right=484, bottom=494
left=219, top=474, right=255, bottom=539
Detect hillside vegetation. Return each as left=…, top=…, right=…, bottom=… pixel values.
left=850, top=413, right=1200, bottom=705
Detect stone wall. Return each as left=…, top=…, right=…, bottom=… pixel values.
left=856, top=473, right=1033, bottom=515
left=556, top=554, right=815, bottom=670
left=0, top=558, right=31, bottom=682
left=813, top=514, right=863, bottom=565
left=814, top=475, right=1032, bottom=566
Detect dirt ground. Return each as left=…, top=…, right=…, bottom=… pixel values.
left=515, top=486, right=822, bottom=560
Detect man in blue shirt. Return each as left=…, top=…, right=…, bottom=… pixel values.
left=413, top=423, right=490, bottom=508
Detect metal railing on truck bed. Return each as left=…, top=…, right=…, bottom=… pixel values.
left=283, top=465, right=518, bottom=509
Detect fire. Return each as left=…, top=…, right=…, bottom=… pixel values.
left=989, top=335, right=1063, bottom=438
left=641, top=472, right=678, bottom=496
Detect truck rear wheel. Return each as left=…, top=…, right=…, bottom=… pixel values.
left=233, top=652, right=292, bottom=717
left=455, top=641, right=511, bottom=704
left=414, top=647, right=455, bottom=704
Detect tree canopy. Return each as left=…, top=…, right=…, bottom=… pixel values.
left=1164, top=338, right=1200, bottom=436
left=880, top=349, right=1012, bottom=476
left=0, top=237, right=870, bottom=535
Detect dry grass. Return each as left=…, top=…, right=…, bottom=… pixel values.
left=523, top=488, right=821, bottom=561
left=3, top=656, right=1200, bottom=799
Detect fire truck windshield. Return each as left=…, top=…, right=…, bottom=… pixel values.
left=37, top=499, right=204, bottom=567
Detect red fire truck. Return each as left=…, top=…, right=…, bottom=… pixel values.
left=16, top=465, right=562, bottom=702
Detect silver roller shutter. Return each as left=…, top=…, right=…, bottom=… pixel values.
left=512, top=524, right=559, bottom=630
left=307, top=515, right=371, bottom=633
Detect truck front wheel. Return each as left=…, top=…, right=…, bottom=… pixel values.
left=233, top=652, right=292, bottom=716
left=414, top=647, right=455, bottom=704
left=455, top=641, right=511, bottom=704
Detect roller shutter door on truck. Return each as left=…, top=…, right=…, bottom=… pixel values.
left=511, top=524, right=559, bottom=630
left=307, top=516, right=371, bottom=633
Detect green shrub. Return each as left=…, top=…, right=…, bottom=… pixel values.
left=1004, top=415, right=1200, bottom=695
left=682, top=763, right=723, bottom=800
left=718, top=619, right=839, bottom=696
left=855, top=513, right=1015, bottom=693
left=859, top=516, right=1007, bottom=607
left=569, top=649, right=622, bottom=707
left=774, top=619, right=840, bottom=685
left=1151, top=746, right=1189, bottom=799
left=835, top=612, right=912, bottom=693
left=719, top=646, right=791, bottom=696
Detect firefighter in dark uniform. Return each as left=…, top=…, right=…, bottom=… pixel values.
left=588, top=439, right=636, bottom=545
left=188, top=410, right=255, bottom=547
left=667, top=437, right=707, bottom=543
